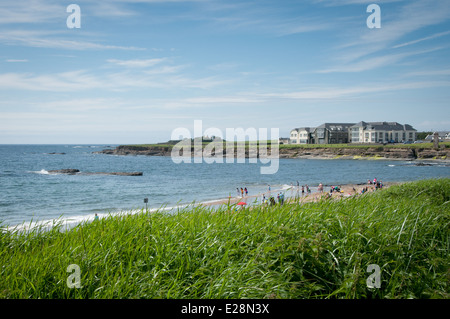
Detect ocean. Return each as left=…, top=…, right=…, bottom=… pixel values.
left=1, top=144, right=449, bottom=230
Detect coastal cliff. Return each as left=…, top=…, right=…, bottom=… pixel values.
left=96, top=144, right=449, bottom=161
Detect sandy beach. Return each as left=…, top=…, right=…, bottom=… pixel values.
left=198, top=181, right=399, bottom=208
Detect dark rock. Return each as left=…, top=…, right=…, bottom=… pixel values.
left=47, top=169, right=142, bottom=176
left=48, top=169, right=80, bottom=175
left=88, top=172, right=143, bottom=176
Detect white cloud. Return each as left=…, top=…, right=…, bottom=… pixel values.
left=0, top=1, right=64, bottom=24
left=393, top=30, right=450, bottom=49
left=5, top=59, right=28, bottom=63
left=318, top=47, right=445, bottom=73
left=256, top=81, right=450, bottom=100
left=107, top=58, right=167, bottom=68
left=0, top=30, right=145, bottom=51
left=316, top=0, right=450, bottom=73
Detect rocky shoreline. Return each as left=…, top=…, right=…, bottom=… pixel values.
left=95, top=145, right=449, bottom=162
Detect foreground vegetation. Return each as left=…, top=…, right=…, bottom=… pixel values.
left=1, top=179, right=449, bottom=298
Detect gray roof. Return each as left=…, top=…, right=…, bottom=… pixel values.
left=316, top=123, right=355, bottom=131
left=291, top=127, right=313, bottom=132
left=350, top=121, right=416, bottom=131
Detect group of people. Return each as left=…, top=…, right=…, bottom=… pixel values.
left=261, top=192, right=285, bottom=206
left=236, top=187, right=249, bottom=197
left=301, top=185, right=312, bottom=195
left=329, top=185, right=342, bottom=193
left=368, top=177, right=384, bottom=190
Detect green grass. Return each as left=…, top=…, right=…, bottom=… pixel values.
left=129, top=141, right=450, bottom=151
left=279, top=142, right=450, bottom=149
left=1, top=178, right=449, bottom=299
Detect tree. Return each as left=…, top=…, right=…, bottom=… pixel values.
left=416, top=131, right=432, bottom=140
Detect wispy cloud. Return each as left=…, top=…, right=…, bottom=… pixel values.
left=318, top=47, right=445, bottom=73
left=5, top=59, right=28, bottom=63
left=256, top=81, right=450, bottom=100
left=316, top=0, right=450, bottom=73
left=107, top=58, right=167, bottom=68
left=313, top=0, right=405, bottom=6
left=0, top=30, right=145, bottom=51
left=393, top=30, right=450, bottom=49
left=0, top=1, right=64, bottom=24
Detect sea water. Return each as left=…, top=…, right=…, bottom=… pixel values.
left=0, top=144, right=449, bottom=229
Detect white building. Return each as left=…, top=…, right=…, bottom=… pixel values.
left=349, top=121, right=416, bottom=143
left=289, top=127, right=313, bottom=144
left=424, top=132, right=450, bottom=142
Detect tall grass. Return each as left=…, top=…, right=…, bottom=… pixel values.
left=1, top=179, right=448, bottom=299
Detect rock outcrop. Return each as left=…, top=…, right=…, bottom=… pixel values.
left=47, top=169, right=143, bottom=176
left=95, top=145, right=449, bottom=161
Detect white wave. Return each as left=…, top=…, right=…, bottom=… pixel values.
left=388, top=165, right=395, bottom=167
left=31, top=169, right=50, bottom=175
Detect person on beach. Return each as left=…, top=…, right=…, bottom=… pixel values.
left=268, top=184, right=271, bottom=191
left=245, top=187, right=248, bottom=196
left=94, top=213, right=99, bottom=221
left=302, top=185, right=305, bottom=195
left=241, top=188, right=244, bottom=197
left=236, top=188, right=240, bottom=196
left=318, top=183, right=323, bottom=192
left=270, top=196, right=276, bottom=206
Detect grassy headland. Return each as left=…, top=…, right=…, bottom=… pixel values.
left=130, top=141, right=450, bottom=150
left=1, top=178, right=449, bottom=299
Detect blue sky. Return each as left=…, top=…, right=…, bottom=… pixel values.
left=0, top=0, right=449, bottom=144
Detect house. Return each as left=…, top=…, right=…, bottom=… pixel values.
left=312, top=123, right=355, bottom=144
left=424, top=131, right=450, bottom=142
left=349, top=121, right=417, bottom=143
left=289, top=127, right=314, bottom=144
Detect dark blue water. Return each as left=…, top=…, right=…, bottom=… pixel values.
left=1, top=144, right=449, bottom=228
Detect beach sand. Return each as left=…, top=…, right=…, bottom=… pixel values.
left=198, top=181, right=398, bottom=208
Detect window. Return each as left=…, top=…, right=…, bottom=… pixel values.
left=316, top=129, right=325, bottom=139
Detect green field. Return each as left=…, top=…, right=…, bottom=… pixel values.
left=1, top=178, right=449, bottom=299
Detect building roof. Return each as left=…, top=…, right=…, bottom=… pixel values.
left=291, top=127, right=313, bottom=132
left=316, top=123, right=355, bottom=131
left=350, top=121, right=416, bottom=131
